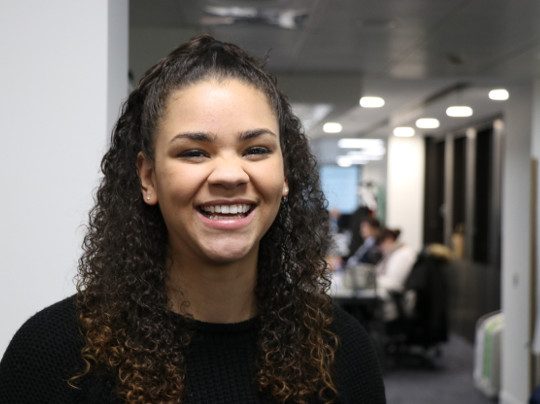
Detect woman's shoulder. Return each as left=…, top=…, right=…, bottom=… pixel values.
left=6, top=294, right=81, bottom=352
left=0, top=294, right=85, bottom=402
left=331, top=304, right=377, bottom=358
left=331, top=303, right=386, bottom=403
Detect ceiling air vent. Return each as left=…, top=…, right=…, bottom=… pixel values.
left=201, top=5, right=308, bottom=29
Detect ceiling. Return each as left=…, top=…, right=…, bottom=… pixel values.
left=129, top=0, right=540, bottom=146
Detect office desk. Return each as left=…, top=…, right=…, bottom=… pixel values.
left=330, top=271, right=382, bottom=331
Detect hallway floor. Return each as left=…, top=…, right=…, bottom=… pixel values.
left=383, top=334, right=496, bottom=404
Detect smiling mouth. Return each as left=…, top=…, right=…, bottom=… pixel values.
left=197, top=203, right=255, bottom=219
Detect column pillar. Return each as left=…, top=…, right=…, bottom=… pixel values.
left=0, top=0, right=128, bottom=355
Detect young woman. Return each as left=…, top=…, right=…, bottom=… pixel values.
left=0, top=35, right=385, bottom=403
left=375, top=228, right=417, bottom=321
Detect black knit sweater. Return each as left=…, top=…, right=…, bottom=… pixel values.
left=0, top=295, right=385, bottom=403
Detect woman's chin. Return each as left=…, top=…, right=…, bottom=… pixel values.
left=201, top=243, right=257, bottom=266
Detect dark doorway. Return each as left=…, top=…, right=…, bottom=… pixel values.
left=424, top=137, right=446, bottom=244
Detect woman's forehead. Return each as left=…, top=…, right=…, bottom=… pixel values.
left=154, top=79, right=279, bottom=141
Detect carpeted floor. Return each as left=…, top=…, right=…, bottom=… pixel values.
left=383, top=334, right=496, bottom=404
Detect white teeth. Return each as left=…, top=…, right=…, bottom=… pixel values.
left=200, top=204, right=252, bottom=215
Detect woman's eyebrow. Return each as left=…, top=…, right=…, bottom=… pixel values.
left=169, top=132, right=217, bottom=143
left=239, top=128, right=277, bottom=141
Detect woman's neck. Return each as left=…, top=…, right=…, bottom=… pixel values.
left=166, top=255, right=258, bottom=324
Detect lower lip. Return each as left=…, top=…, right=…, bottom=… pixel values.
left=196, top=208, right=256, bottom=230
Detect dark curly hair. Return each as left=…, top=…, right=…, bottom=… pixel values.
left=73, top=34, right=338, bottom=403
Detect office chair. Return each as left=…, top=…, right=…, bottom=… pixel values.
left=382, top=246, right=451, bottom=368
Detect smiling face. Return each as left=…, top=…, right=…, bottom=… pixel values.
left=138, top=78, right=288, bottom=267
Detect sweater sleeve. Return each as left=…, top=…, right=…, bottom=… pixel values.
left=333, top=304, right=386, bottom=403
left=377, top=246, right=417, bottom=293
left=0, top=296, right=84, bottom=403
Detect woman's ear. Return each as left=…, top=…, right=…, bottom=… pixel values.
left=282, top=179, right=289, bottom=197
left=137, top=152, right=158, bottom=205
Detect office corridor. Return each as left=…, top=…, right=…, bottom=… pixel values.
left=384, top=334, right=494, bottom=404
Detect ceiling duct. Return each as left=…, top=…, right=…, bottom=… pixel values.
left=201, top=5, right=308, bottom=29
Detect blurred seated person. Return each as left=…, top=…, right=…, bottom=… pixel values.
left=375, top=228, right=417, bottom=320
left=345, top=205, right=372, bottom=261
left=328, top=208, right=341, bottom=234
left=345, top=217, right=382, bottom=268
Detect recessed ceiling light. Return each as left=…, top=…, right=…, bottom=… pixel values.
left=393, top=127, right=415, bottom=137
left=489, top=89, right=509, bottom=101
left=446, top=106, right=473, bottom=117
left=323, top=122, right=343, bottom=133
left=359, top=96, right=385, bottom=108
left=415, top=118, right=440, bottom=129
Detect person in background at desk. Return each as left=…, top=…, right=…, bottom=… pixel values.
left=344, top=205, right=372, bottom=262
left=345, top=217, right=383, bottom=269
left=331, top=218, right=381, bottom=294
left=375, top=228, right=417, bottom=320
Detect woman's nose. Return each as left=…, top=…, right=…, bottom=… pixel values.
left=207, top=157, right=250, bottom=189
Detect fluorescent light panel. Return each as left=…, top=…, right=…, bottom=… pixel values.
left=337, top=138, right=385, bottom=166
left=338, top=138, right=384, bottom=149
left=337, top=155, right=369, bottom=166
left=346, top=149, right=385, bottom=157
left=337, top=158, right=352, bottom=167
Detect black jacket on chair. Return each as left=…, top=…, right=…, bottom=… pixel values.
left=404, top=252, right=449, bottom=346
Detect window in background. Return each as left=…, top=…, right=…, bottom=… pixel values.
left=320, top=165, right=360, bottom=214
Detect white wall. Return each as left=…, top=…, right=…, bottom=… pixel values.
left=0, top=1, right=128, bottom=356
left=532, top=82, right=540, bottom=375
left=499, top=83, right=534, bottom=404
left=385, top=136, right=425, bottom=252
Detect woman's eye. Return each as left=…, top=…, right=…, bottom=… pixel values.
left=177, top=149, right=208, bottom=160
left=245, top=146, right=271, bottom=157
